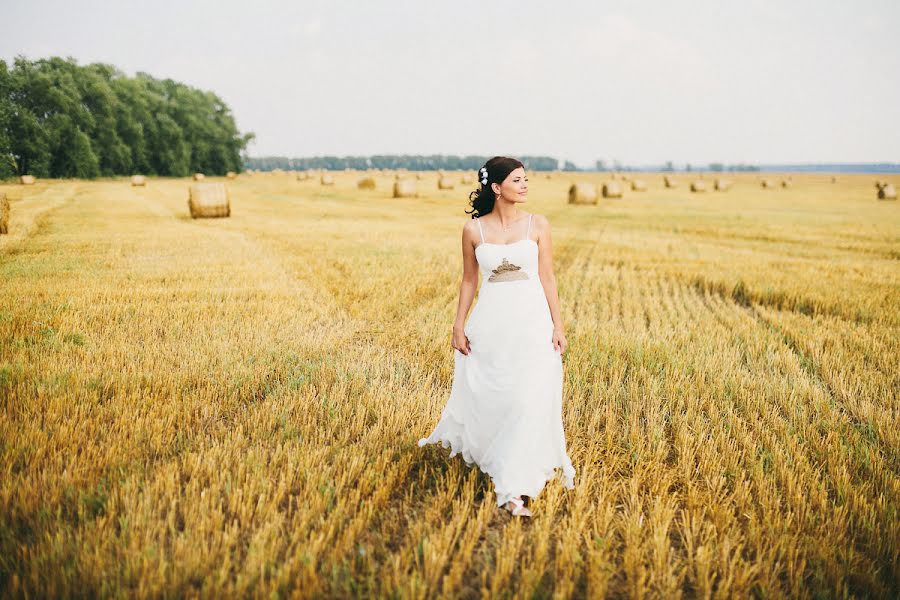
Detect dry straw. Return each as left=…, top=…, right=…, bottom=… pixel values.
left=193, top=173, right=205, bottom=181
left=130, top=175, right=146, bottom=187
left=357, top=177, right=376, bottom=190
left=878, top=183, right=897, bottom=200
left=602, top=181, right=624, bottom=198
left=714, top=178, right=732, bottom=191
left=761, top=179, right=774, bottom=189
left=664, top=175, right=678, bottom=188
left=188, top=183, right=230, bottom=218
left=0, top=192, right=8, bottom=234
left=393, top=180, right=417, bottom=198
left=461, top=174, right=474, bottom=184
left=691, top=180, right=708, bottom=192
left=568, top=182, right=598, bottom=204
left=20, top=175, right=35, bottom=185
left=631, top=180, right=647, bottom=192
left=296, top=172, right=309, bottom=181
left=438, top=177, right=455, bottom=190
left=226, top=172, right=237, bottom=180
left=320, top=174, right=335, bottom=186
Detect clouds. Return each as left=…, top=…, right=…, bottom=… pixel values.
left=2, top=0, right=899, bottom=165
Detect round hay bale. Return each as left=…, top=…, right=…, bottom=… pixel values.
left=0, top=193, right=9, bottom=235
left=461, top=174, right=474, bottom=184
left=395, top=173, right=409, bottom=181
left=545, top=174, right=552, bottom=180
left=357, top=177, right=376, bottom=190
left=631, top=180, right=647, bottom=191
left=296, top=172, right=309, bottom=181
left=188, top=183, right=230, bottom=218
left=878, top=183, right=897, bottom=200
left=130, top=175, right=147, bottom=187
left=831, top=176, right=838, bottom=184
left=664, top=175, right=677, bottom=188
left=781, top=179, right=792, bottom=188
left=20, top=175, right=35, bottom=185
left=415, top=173, right=424, bottom=180
left=602, top=181, right=623, bottom=198
left=226, top=171, right=237, bottom=179
left=761, top=179, right=774, bottom=189
left=568, top=182, right=598, bottom=204
left=690, top=180, right=707, bottom=192
left=320, top=174, right=335, bottom=185
left=438, top=176, right=455, bottom=190
left=875, top=180, right=885, bottom=190
left=393, top=180, right=417, bottom=198
left=714, top=178, right=731, bottom=191
left=193, top=173, right=205, bottom=181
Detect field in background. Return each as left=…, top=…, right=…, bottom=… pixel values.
left=1, top=171, right=898, bottom=597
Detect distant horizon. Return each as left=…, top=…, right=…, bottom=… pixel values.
left=4, top=1, right=899, bottom=166
left=244, top=155, right=900, bottom=174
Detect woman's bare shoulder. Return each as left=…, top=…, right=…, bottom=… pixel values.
left=531, top=213, right=551, bottom=230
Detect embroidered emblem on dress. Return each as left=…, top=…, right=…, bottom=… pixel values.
left=488, top=258, right=529, bottom=282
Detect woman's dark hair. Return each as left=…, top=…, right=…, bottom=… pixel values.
left=466, top=156, right=525, bottom=218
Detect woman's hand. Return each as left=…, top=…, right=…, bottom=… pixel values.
left=552, top=327, right=568, bottom=354
left=452, top=325, right=471, bottom=355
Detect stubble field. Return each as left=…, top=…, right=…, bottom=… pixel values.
left=1, top=170, right=898, bottom=598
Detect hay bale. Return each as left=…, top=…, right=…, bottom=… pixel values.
left=568, top=182, right=598, bottom=204
left=714, top=178, right=731, bottom=191
left=0, top=193, right=8, bottom=235
left=781, top=179, right=792, bottom=188
left=393, top=180, right=417, bottom=198
left=664, top=175, right=677, bottom=188
left=320, top=174, right=335, bottom=185
left=357, top=177, right=376, bottom=190
left=415, top=173, right=424, bottom=180
left=461, top=174, right=474, bottom=184
left=878, top=183, right=897, bottom=200
left=631, top=180, right=647, bottom=191
left=602, top=181, right=623, bottom=198
left=131, top=175, right=147, bottom=187
left=188, top=183, right=230, bottom=218
left=395, top=172, right=409, bottom=181
left=761, top=179, right=774, bottom=189
left=296, top=172, right=309, bottom=181
left=20, top=175, right=35, bottom=185
left=438, top=176, right=455, bottom=190
left=831, top=176, right=838, bottom=183
left=690, top=180, right=707, bottom=192
left=226, top=171, right=237, bottom=179
left=875, top=180, right=885, bottom=190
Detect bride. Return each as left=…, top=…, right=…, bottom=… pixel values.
left=418, top=156, right=576, bottom=517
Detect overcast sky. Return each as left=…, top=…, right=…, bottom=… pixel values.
left=3, top=0, right=899, bottom=167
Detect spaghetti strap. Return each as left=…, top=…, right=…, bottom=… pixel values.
left=476, top=217, right=485, bottom=243
left=525, top=214, right=533, bottom=242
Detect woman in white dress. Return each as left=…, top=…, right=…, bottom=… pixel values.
left=418, top=156, right=576, bottom=518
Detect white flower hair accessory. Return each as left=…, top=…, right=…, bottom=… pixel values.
left=479, top=167, right=488, bottom=186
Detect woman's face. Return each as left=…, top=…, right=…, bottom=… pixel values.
left=495, top=167, right=528, bottom=203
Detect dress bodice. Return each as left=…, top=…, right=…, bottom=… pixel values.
left=475, top=239, right=539, bottom=282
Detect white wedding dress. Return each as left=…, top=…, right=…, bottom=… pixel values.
left=418, top=214, right=576, bottom=507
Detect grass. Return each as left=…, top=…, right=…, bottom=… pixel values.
left=0, top=170, right=898, bottom=598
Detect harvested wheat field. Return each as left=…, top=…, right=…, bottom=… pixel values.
left=1, top=171, right=898, bottom=598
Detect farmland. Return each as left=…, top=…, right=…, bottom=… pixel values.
left=1, top=171, right=897, bottom=597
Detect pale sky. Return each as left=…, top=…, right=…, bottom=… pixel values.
left=3, top=0, right=899, bottom=167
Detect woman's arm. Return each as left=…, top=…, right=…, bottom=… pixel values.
left=452, top=221, right=480, bottom=355
left=535, top=215, right=568, bottom=353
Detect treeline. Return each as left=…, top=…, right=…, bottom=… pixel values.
left=245, top=155, right=560, bottom=172
left=0, top=56, right=253, bottom=179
